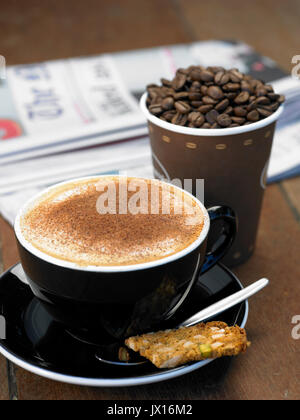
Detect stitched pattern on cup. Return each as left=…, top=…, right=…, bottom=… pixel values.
left=186, top=142, right=197, bottom=149
left=265, top=130, right=272, bottom=138
left=244, top=139, right=253, bottom=146
left=162, top=135, right=171, bottom=143
left=216, top=144, right=227, bottom=150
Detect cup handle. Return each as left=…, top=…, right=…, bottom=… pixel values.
left=200, top=206, right=237, bottom=275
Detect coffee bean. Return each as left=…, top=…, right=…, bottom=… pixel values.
left=234, top=91, right=250, bottom=105
left=234, top=107, right=248, bottom=117
left=194, top=114, right=205, bottom=127
left=162, top=110, right=176, bottom=121
left=241, top=80, right=252, bottom=93
left=188, top=111, right=201, bottom=123
left=257, top=108, right=272, bottom=118
left=224, top=106, right=234, bottom=115
left=207, top=85, right=224, bottom=100
left=151, top=95, right=163, bottom=105
left=214, top=71, right=231, bottom=85
left=202, top=96, right=218, bottom=105
left=162, top=87, right=175, bottom=97
left=231, top=116, right=246, bottom=124
left=256, top=87, right=268, bottom=97
left=255, top=96, right=270, bottom=106
left=158, top=90, right=168, bottom=100
left=187, top=65, right=198, bottom=73
left=147, top=65, right=285, bottom=128
left=188, top=92, right=202, bottom=101
left=269, top=102, right=280, bottom=111
left=216, top=113, right=232, bottom=127
left=247, top=110, right=260, bottom=122
left=175, top=101, right=191, bottom=114
left=200, top=70, right=214, bottom=82
left=172, top=73, right=187, bottom=90
left=162, top=97, right=175, bottom=110
left=246, top=102, right=257, bottom=112
left=149, top=104, right=163, bottom=115
left=219, top=73, right=230, bottom=85
left=209, top=66, right=225, bottom=74
left=223, top=83, right=241, bottom=92
left=191, top=101, right=203, bottom=108
left=147, top=83, right=159, bottom=89
left=249, top=79, right=259, bottom=90
left=177, top=68, right=189, bottom=75
left=161, top=78, right=172, bottom=87
left=265, top=85, right=274, bottom=92
left=215, top=98, right=230, bottom=112
left=200, top=85, right=208, bottom=95
left=214, top=71, right=224, bottom=84
left=198, top=104, right=214, bottom=114
left=206, top=109, right=219, bottom=124
left=174, top=91, right=189, bottom=100
left=188, top=111, right=205, bottom=127
left=171, top=112, right=188, bottom=126
left=229, top=69, right=244, bottom=82
left=267, top=93, right=280, bottom=101
left=190, top=69, right=203, bottom=81
left=147, top=84, right=160, bottom=94
left=259, top=104, right=272, bottom=111
left=225, top=92, right=238, bottom=101
left=190, top=81, right=201, bottom=91
left=147, top=88, right=159, bottom=100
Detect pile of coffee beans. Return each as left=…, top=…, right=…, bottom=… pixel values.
left=146, top=66, right=285, bottom=129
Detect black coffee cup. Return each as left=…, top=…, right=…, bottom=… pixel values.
left=14, top=176, right=237, bottom=339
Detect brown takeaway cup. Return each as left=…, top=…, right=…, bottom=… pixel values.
left=140, top=92, right=284, bottom=267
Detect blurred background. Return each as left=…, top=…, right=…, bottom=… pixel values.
left=0, top=0, right=299, bottom=70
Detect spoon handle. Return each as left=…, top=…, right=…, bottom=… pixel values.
left=179, top=278, right=269, bottom=328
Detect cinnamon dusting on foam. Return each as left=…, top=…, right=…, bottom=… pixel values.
left=20, top=177, right=204, bottom=267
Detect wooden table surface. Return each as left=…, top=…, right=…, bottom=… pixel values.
left=0, top=0, right=299, bottom=400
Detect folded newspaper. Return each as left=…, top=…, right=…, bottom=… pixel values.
left=0, top=40, right=300, bottom=225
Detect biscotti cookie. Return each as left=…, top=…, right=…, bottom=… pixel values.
left=125, top=321, right=250, bottom=369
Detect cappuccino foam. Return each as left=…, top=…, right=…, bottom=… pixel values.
left=20, top=177, right=205, bottom=267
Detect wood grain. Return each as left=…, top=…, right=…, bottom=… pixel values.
left=0, top=0, right=190, bottom=66
left=281, top=178, right=300, bottom=218
left=232, top=184, right=300, bottom=400
left=0, top=218, right=19, bottom=271
left=176, top=0, right=300, bottom=71
left=0, top=0, right=300, bottom=400
left=0, top=231, right=9, bottom=400
left=0, top=360, right=9, bottom=400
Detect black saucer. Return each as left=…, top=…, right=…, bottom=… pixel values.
left=0, top=263, right=248, bottom=387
